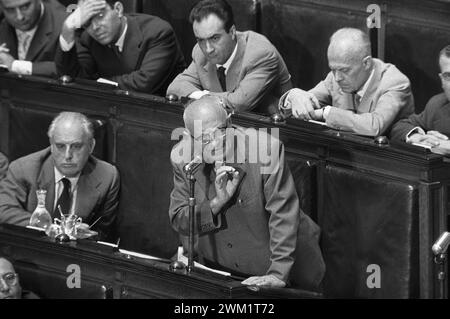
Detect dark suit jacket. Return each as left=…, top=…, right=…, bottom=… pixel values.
left=169, top=127, right=324, bottom=290
left=0, top=147, right=120, bottom=241
left=55, top=14, right=186, bottom=95
left=0, top=152, right=7, bottom=181
left=390, top=93, right=450, bottom=141
left=0, top=1, right=67, bottom=77
left=167, top=31, right=292, bottom=114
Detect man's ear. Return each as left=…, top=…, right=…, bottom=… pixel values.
left=90, top=139, right=96, bottom=154
left=229, top=25, right=236, bottom=40
left=114, top=2, right=124, bottom=17
left=363, top=56, right=373, bottom=70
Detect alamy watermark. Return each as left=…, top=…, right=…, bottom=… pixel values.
left=170, top=124, right=281, bottom=175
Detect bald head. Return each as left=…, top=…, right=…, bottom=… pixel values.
left=327, top=28, right=373, bottom=93
left=184, top=96, right=228, bottom=136
left=328, top=28, right=371, bottom=63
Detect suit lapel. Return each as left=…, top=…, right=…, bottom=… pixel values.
left=26, top=4, right=52, bottom=61
left=205, top=63, right=223, bottom=92
left=121, top=16, right=143, bottom=70
left=358, top=59, right=381, bottom=113
left=3, top=24, right=18, bottom=59
left=75, top=159, right=100, bottom=221
left=36, top=156, right=56, bottom=217
left=225, top=33, right=245, bottom=92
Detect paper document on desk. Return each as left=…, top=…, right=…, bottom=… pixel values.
left=308, top=119, right=327, bottom=126
left=412, top=142, right=432, bottom=150
left=96, top=241, right=165, bottom=261
left=97, top=78, right=118, bottom=86
left=177, top=246, right=231, bottom=276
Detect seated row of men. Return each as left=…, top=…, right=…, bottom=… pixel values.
left=1, top=0, right=448, bottom=147
left=0, top=103, right=325, bottom=291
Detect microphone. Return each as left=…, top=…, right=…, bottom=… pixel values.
left=183, top=155, right=202, bottom=174
left=432, top=231, right=450, bottom=255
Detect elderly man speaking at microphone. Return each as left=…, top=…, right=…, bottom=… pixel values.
left=169, top=95, right=324, bottom=290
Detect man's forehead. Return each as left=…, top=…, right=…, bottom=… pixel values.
left=1, top=0, right=34, bottom=8
left=193, top=14, right=226, bottom=38
left=0, top=258, right=14, bottom=273
left=439, top=55, right=450, bottom=71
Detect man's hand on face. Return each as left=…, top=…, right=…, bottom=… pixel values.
left=0, top=52, right=15, bottom=70
left=284, top=89, right=321, bottom=121
left=210, top=166, right=240, bottom=214
left=241, top=274, right=286, bottom=288
left=64, top=0, right=106, bottom=31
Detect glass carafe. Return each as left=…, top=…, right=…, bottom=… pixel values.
left=29, top=189, right=52, bottom=231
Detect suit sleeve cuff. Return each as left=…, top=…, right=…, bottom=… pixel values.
left=406, top=126, right=425, bottom=142
left=11, top=60, right=32, bottom=75
left=198, top=200, right=222, bottom=233
left=59, top=34, right=75, bottom=52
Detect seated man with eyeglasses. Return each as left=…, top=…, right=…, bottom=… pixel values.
left=168, top=95, right=325, bottom=291
left=0, top=256, right=39, bottom=299
left=55, top=0, right=185, bottom=95
left=391, top=45, right=450, bottom=155
left=279, top=27, right=414, bottom=137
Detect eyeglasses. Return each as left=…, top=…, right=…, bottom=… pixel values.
left=439, top=72, right=450, bottom=82
left=0, top=272, right=18, bottom=286
left=194, top=126, right=227, bottom=146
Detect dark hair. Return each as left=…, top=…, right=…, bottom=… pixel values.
left=189, top=0, right=234, bottom=32
left=439, top=45, right=450, bottom=60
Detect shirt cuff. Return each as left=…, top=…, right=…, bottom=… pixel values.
left=405, top=126, right=425, bottom=142
left=189, top=90, right=210, bottom=99
left=59, top=35, right=75, bottom=52
left=11, top=60, right=32, bottom=75
left=323, top=105, right=332, bottom=120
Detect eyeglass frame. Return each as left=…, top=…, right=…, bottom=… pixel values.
left=0, top=272, right=18, bottom=287
left=439, top=72, right=450, bottom=82
left=193, top=125, right=228, bottom=146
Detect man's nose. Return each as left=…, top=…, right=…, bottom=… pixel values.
left=205, top=40, right=214, bottom=54
left=15, top=8, right=24, bottom=21
left=64, top=147, right=73, bottom=160
left=0, top=278, right=9, bottom=292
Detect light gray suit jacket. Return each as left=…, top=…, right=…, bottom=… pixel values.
left=0, top=147, right=120, bottom=241
left=169, top=127, right=324, bottom=290
left=281, top=58, right=414, bottom=136
left=167, top=31, right=292, bottom=114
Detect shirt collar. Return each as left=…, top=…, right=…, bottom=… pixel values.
left=216, top=41, right=238, bottom=74
left=356, top=68, right=375, bottom=98
left=115, top=17, right=128, bottom=53
left=15, top=2, right=44, bottom=38
left=54, top=167, right=80, bottom=191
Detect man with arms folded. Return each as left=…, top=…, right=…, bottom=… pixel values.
left=56, top=0, right=185, bottom=95
left=391, top=45, right=450, bottom=155
left=0, top=112, right=120, bottom=241
left=279, top=27, right=414, bottom=137
left=0, top=0, right=67, bottom=76
left=167, top=0, right=292, bottom=114
left=169, top=95, right=324, bottom=290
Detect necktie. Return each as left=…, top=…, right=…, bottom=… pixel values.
left=110, top=44, right=121, bottom=58
left=18, top=33, right=32, bottom=60
left=55, top=178, right=71, bottom=216
left=217, top=66, right=227, bottom=91
left=352, top=93, right=361, bottom=109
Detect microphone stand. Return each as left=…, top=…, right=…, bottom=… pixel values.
left=434, top=253, right=447, bottom=299
left=186, top=170, right=196, bottom=273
